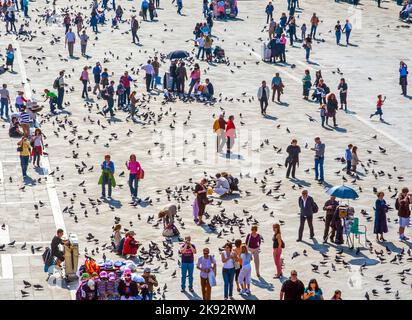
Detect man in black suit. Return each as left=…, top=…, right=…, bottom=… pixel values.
left=297, top=190, right=317, bottom=241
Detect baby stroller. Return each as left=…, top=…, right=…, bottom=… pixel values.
left=213, top=46, right=226, bottom=63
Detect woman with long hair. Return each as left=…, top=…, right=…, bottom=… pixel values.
left=326, top=92, right=338, bottom=127
left=303, top=278, right=324, bottom=300
left=351, top=146, right=360, bottom=173
left=272, top=223, right=283, bottom=278
left=31, top=128, right=44, bottom=168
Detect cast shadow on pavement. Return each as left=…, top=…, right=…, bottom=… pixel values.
left=251, top=277, right=274, bottom=291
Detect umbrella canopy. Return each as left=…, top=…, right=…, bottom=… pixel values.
left=326, top=185, right=359, bottom=200
left=167, top=50, right=190, bottom=60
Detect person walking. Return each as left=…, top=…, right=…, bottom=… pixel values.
left=102, top=81, right=115, bottom=117
left=180, top=236, right=196, bottom=293
left=345, top=144, right=353, bottom=174
left=271, top=73, right=284, bottom=102
left=322, top=196, right=339, bottom=243
left=245, top=225, right=262, bottom=278
left=325, top=93, right=338, bottom=127
left=396, top=187, right=411, bottom=241
left=213, top=114, right=227, bottom=153
left=131, top=15, right=140, bottom=44
left=338, top=78, right=348, bottom=111
left=17, top=136, right=31, bottom=178
left=335, top=20, right=342, bottom=45
left=176, top=0, right=183, bottom=15
left=80, top=66, right=90, bottom=99
left=120, top=71, right=133, bottom=106
left=238, top=245, right=253, bottom=295
left=99, top=155, right=115, bottom=199
left=195, top=34, right=205, bottom=60
left=79, top=30, right=89, bottom=57
left=0, top=84, right=11, bottom=119
left=31, top=128, right=44, bottom=168
left=319, top=104, right=326, bottom=127
left=369, top=94, right=386, bottom=122
left=303, top=36, right=312, bottom=62
left=280, top=270, right=304, bottom=300
left=297, top=189, right=317, bottom=241
left=399, top=61, right=408, bottom=96
left=343, top=19, right=352, bottom=46
left=126, top=154, right=142, bottom=201
left=257, top=81, right=270, bottom=115
left=285, top=139, right=301, bottom=179
left=221, top=243, right=236, bottom=300
left=141, top=0, right=149, bottom=21
left=311, top=137, right=325, bottom=182
left=225, top=115, right=236, bottom=156
left=374, top=191, right=388, bottom=242
left=303, top=279, right=324, bottom=300
left=92, top=63, right=102, bottom=95
left=272, top=223, right=283, bottom=278
left=302, top=69, right=311, bottom=100
left=265, top=2, right=274, bottom=24
left=351, top=146, right=360, bottom=173
left=194, top=178, right=209, bottom=225
left=65, top=28, right=76, bottom=58
left=196, top=247, right=216, bottom=300
left=169, top=60, right=178, bottom=93
left=309, top=13, right=319, bottom=39
left=287, top=16, right=298, bottom=46
left=141, top=60, right=155, bottom=92
left=90, top=13, right=98, bottom=33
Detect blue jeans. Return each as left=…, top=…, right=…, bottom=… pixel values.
left=57, top=87, right=64, bottom=108
left=345, top=30, right=351, bottom=44
left=346, top=160, right=351, bottom=173
left=20, top=155, right=29, bottom=177
left=181, top=262, right=194, bottom=290
left=314, top=157, right=324, bottom=181
left=128, top=174, right=138, bottom=198
left=310, top=25, right=317, bottom=38
left=104, top=98, right=114, bottom=116
left=197, top=47, right=205, bottom=60
left=222, top=267, right=235, bottom=298
left=336, top=31, right=341, bottom=44
left=305, top=47, right=311, bottom=60
left=101, top=175, right=112, bottom=197
left=0, top=98, right=9, bottom=118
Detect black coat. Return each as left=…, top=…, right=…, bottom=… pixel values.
left=299, top=196, right=315, bottom=217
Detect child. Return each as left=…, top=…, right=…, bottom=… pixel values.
left=370, top=94, right=386, bottom=121
left=301, top=23, right=307, bottom=42
left=345, top=144, right=353, bottom=174
left=319, top=104, right=326, bottom=127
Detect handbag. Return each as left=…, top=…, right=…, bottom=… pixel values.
left=17, top=146, right=23, bottom=152
left=208, top=270, right=217, bottom=287
left=87, top=86, right=92, bottom=92
left=138, top=168, right=145, bottom=180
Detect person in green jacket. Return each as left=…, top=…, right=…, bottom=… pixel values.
left=302, top=69, right=312, bottom=100
left=99, top=155, right=116, bottom=199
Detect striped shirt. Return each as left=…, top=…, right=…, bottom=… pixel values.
left=19, top=112, right=32, bottom=124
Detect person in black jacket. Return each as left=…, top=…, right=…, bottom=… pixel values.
left=322, top=196, right=339, bottom=243
left=169, top=60, right=178, bottom=92
left=285, top=139, right=301, bottom=179
left=118, top=270, right=139, bottom=300
left=297, top=190, right=317, bottom=241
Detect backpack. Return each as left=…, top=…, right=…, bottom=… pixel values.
left=312, top=201, right=319, bottom=213
left=213, top=119, right=220, bottom=133
left=101, top=88, right=109, bottom=100
left=395, top=198, right=400, bottom=210
left=42, top=247, right=52, bottom=264
left=53, top=77, right=60, bottom=89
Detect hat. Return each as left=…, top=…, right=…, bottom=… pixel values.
left=81, top=273, right=90, bottom=280
left=99, top=271, right=108, bottom=278
left=92, top=272, right=99, bottom=278
left=87, top=279, right=95, bottom=290
left=123, top=268, right=132, bottom=275
left=108, top=272, right=116, bottom=281
left=105, top=260, right=114, bottom=269
left=143, top=267, right=151, bottom=273
left=114, top=260, right=123, bottom=268
left=126, top=263, right=137, bottom=272
left=132, top=274, right=145, bottom=283
left=97, top=260, right=105, bottom=267
left=128, top=231, right=136, bottom=236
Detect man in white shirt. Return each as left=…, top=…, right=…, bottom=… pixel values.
left=141, top=60, right=155, bottom=92
left=65, top=28, right=76, bottom=57
left=195, top=35, right=205, bottom=60
left=214, top=173, right=230, bottom=196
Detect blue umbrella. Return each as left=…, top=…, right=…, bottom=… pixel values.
left=326, top=185, right=359, bottom=200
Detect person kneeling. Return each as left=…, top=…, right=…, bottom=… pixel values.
left=214, top=173, right=230, bottom=197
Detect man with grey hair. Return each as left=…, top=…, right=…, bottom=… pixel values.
left=311, top=137, right=325, bottom=183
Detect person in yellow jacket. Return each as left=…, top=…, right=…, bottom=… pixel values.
left=213, top=114, right=227, bottom=153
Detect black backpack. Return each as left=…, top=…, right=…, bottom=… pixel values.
left=42, top=247, right=52, bottom=264
left=101, top=88, right=109, bottom=100
left=312, top=201, right=319, bottom=213
left=395, top=198, right=400, bottom=210
left=53, top=78, right=60, bottom=89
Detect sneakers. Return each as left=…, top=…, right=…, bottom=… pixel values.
left=240, top=289, right=246, bottom=295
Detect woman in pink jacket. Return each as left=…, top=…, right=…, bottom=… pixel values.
left=188, top=63, right=201, bottom=96
left=126, top=154, right=143, bottom=201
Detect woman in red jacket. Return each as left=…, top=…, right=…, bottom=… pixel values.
left=225, top=115, right=236, bottom=155
left=122, top=231, right=140, bottom=258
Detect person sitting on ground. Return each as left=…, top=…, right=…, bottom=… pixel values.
left=112, top=224, right=122, bottom=252
left=203, top=78, right=214, bottom=100
left=221, top=172, right=240, bottom=193
left=9, top=116, right=23, bottom=138
left=158, top=204, right=179, bottom=237
left=122, top=231, right=140, bottom=258
left=214, top=173, right=230, bottom=197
